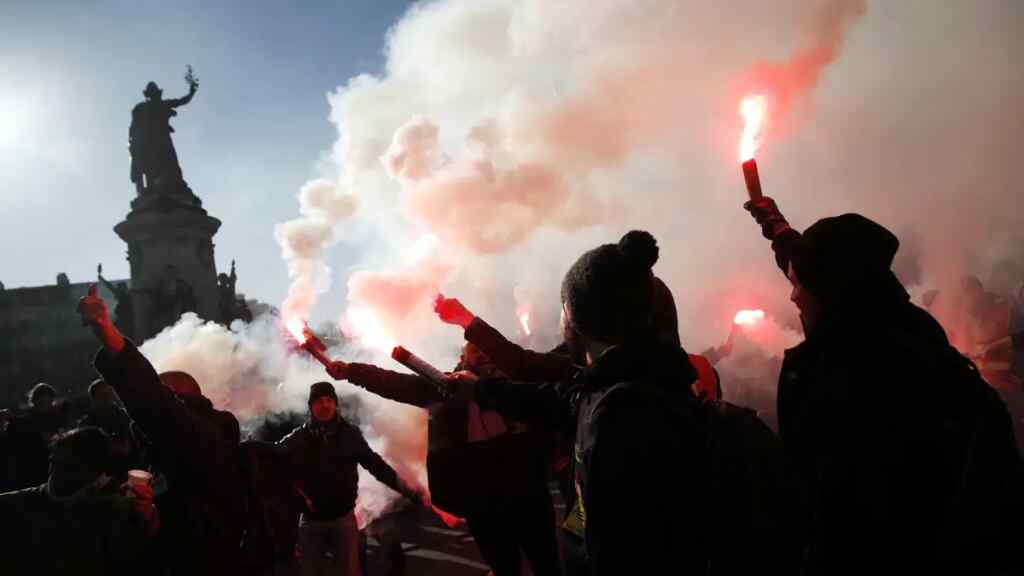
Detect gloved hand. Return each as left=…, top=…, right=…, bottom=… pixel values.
left=326, top=360, right=349, bottom=381
left=743, top=197, right=791, bottom=240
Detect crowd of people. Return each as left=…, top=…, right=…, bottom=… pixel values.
left=1, top=196, right=1022, bottom=576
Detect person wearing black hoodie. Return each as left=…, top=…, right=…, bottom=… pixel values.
left=77, top=286, right=247, bottom=575
left=456, top=230, right=710, bottom=576
left=746, top=197, right=1021, bottom=575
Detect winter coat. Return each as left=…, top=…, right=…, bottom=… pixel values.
left=278, top=416, right=407, bottom=522
left=345, top=363, right=546, bottom=517
left=571, top=341, right=707, bottom=576
left=771, top=228, right=1019, bottom=575
left=93, top=343, right=246, bottom=575
left=0, top=480, right=154, bottom=575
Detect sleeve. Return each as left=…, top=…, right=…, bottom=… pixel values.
left=350, top=427, right=407, bottom=496
left=465, top=317, right=576, bottom=382
left=771, top=228, right=803, bottom=275
left=474, top=376, right=575, bottom=432
left=165, top=91, right=195, bottom=108
left=346, top=363, right=442, bottom=408
left=92, top=343, right=229, bottom=472
left=277, top=427, right=307, bottom=469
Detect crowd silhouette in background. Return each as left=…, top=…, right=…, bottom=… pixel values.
left=1, top=196, right=1022, bottom=576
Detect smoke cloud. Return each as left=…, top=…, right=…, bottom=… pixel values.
left=144, top=0, right=1022, bottom=521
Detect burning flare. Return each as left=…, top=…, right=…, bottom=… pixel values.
left=516, top=306, right=532, bottom=336
left=287, top=317, right=309, bottom=345
left=738, top=95, right=767, bottom=161
left=345, top=305, right=397, bottom=353
left=733, top=309, right=766, bottom=327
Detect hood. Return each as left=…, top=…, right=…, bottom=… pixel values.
left=581, top=339, right=698, bottom=397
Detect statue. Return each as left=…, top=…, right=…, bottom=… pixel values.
left=97, top=264, right=135, bottom=339
left=129, top=66, right=199, bottom=196
left=143, top=265, right=197, bottom=331
left=218, top=260, right=254, bottom=325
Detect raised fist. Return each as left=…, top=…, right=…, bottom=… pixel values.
left=326, top=360, right=349, bottom=381
left=433, top=295, right=475, bottom=329
left=743, top=197, right=790, bottom=240
left=77, top=284, right=111, bottom=327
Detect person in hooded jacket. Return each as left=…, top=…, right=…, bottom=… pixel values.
left=77, top=286, right=247, bottom=575
left=455, top=230, right=710, bottom=576
left=746, top=197, right=1021, bottom=575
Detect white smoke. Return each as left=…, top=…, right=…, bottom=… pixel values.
left=173, top=0, right=1020, bottom=520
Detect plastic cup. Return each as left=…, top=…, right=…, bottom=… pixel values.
left=126, top=469, right=153, bottom=487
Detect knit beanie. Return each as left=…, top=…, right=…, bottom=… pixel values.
left=308, top=381, right=338, bottom=406
left=561, top=230, right=660, bottom=345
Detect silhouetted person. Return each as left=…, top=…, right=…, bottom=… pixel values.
left=77, top=286, right=247, bottom=575
left=1, top=383, right=67, bottom=489
left=746, top=197, right=1021, bottom=575
left=459, top=231, right=710, bottom=576
left=0, top=427, right=158, bottom=575
left=78, top=379, right=137, bottom=479
left=129, top=75, right=197, bottom=195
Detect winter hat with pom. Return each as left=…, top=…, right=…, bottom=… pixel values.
left=561, top=230, right=660, bottom=345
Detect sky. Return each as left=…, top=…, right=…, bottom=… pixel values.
left=0, top=0, right=413, bottom=318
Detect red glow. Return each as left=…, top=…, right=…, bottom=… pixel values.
left=733, top=309, right=766, bottom=327
left=738, top=95, right=767, bottom=161
left=431, top=505, right=462, bottom=528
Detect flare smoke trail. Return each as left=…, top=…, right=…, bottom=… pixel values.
left=144, top=0, right=1021, bottom=522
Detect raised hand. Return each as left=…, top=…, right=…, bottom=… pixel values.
left=433, top=294, right=475, bottom=329
left=77, top=284, right=126, bottom=352
left=743, top=196, right=791, bottom=240
left=326, top=360, right=350, bottom=381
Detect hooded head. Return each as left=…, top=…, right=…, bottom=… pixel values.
left=29, top=383, right=57, bottom=413
left=48, top=427, right=110, bottom=497
left=561, top=230, right=659, bottom=361
left=787, top=214, right=907, bottom=321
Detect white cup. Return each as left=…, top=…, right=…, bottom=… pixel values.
left=126, top=469, right=153, bottom=487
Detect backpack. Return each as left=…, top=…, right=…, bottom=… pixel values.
left=699, top=398, right=789, bottom=574
left=930, top=346, right=1021, bottom=573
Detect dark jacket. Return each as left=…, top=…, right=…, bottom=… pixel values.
left=93, top=343, right=246, bottom=575
left=771, top=227, right=1021, bottom=575
left=0, top=480, right=154, bottom=575
left=4, top=410, right=66, bottom=489
left=278, top=415, right=407, bottom=522
left=346, top=362, right=546, bottom=517
left=479, top=342, right=707, bottom=575
left=572, top=342, right=706, bottom=576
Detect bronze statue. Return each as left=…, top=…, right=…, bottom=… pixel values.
left=129, top=66, right=199, bottom=195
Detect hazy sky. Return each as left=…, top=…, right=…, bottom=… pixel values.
left=0, top=0, right=412, bottom=315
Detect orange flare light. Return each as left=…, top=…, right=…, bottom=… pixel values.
left=738, top=95, right=767, bottom=162
left=287, top=317, right=308, bottom=344
left=733, top=309, right=766, bottom=327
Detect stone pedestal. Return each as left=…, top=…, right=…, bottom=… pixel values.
left=114, top=192, right=222, bottom=341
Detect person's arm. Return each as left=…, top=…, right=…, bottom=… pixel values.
left=472, top=375, right=576, bottom=432
left=349, top=426, right=421, bottom=504
left=435, top=295, right=577, bottom=382
left=80, top=286, right=230, bottom=470
left=745, top=197, right=802, bottom=275
left=334, top=362, right=442, bottom=408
